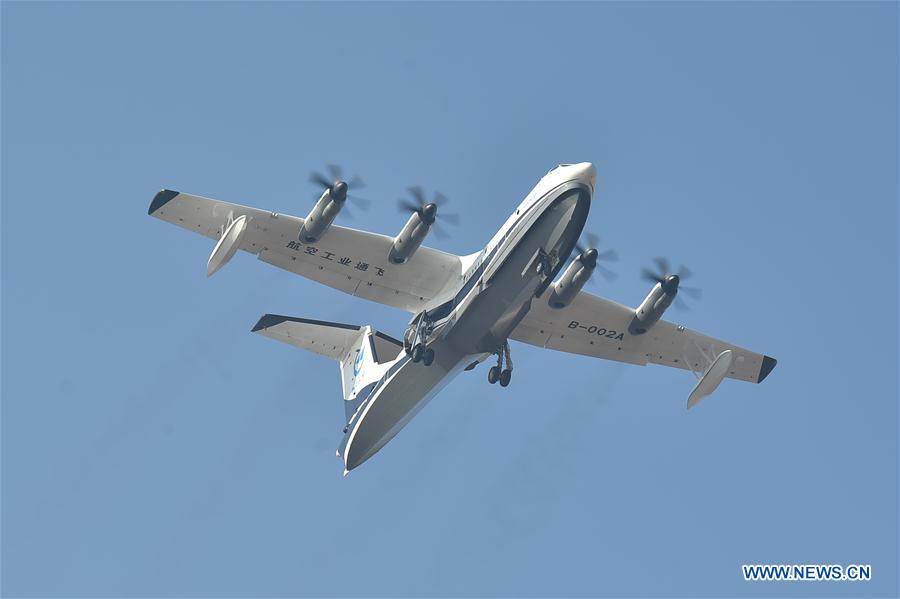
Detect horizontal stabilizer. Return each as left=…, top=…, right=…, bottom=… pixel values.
left=252, top=314, right=405, bottom=406
left=252, top=315, right=364, bottom=360
left=252, top=314, right=404, bottom=364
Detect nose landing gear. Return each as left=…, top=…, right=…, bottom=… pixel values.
left=488, top=341, right=513, bottom=387
left=533, top=247, right=559, bottom=278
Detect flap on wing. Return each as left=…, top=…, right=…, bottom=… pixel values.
left=511, top=291, right=775, bottom=384
left=149, top=189, right=464, bottom=313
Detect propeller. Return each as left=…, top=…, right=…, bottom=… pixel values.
left=397, top=186, right=460, bottom=239
left=640, top=256, right=703, bottom=309
left=309, top=163, right=370, bottom=218
left=573, top=231, right=618, bottom=282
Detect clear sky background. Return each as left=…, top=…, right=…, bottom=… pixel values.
left=2, top=2, right=897, bottom=597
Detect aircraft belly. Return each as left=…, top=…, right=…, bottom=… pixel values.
left=342, top=340, right=467, bottom=471
left=446, top=191, right=588, bottom=354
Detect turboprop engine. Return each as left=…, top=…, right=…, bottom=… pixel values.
left=389, top=187, right=458, bottom=264
left=298, top=165, right=366, bottom=244
left=628, top=258, right=701, bottom=335
left=547, top=233, right=617, bottom=309
left=629, top=275, right=679, bottom=335
left=390, top=205, right=433, bottom=264
left=548, top=249, right=597, bottom=309
left=299, top=183, right=347, bottom=243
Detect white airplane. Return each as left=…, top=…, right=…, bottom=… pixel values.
left=148, top=162, right=776, bottom=474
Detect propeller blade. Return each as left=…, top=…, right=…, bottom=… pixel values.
left=673, top=295, right=690, bottom=311
left=432, top=191, right=449, bottom=207
left=340, top=203, right=354, bottom=220
left=653, top=257, right=671, bottom=278
left=310, top=172, right=332, bottom=189
left=431, top=221, right=450, bottom=240
left=680, top=285, right=702, bottom=300
left=677, top=264, right=693, bottom=280
left=347, top=175, right=365, bottom=189
left=597, top=248, right=618, bottom=262
left=585, top=232, right=599, bottom=249
left=440, top=212, right=460, bottom=226
left=326, top=163, right=342, bottom=182
left=408, top=186, right=427, bottom=207
left=642, top=268, right=664, bottom=284
left=596, top=264, right=618, bottom=282
left=398, top=199, right=420, bottom=214
left=348, top=194, right=371, bottom=209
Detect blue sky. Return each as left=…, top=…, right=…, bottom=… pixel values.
left=2, top=2, right=897, bottom=597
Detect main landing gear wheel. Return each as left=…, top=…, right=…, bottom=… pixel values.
left=487, top=340, right=514, bottom=388
left=423, top=348, right=435, bottom=366
left=411, top=343, right=424, bottom=363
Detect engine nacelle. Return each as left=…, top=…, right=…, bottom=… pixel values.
left=298, top=190, right=343, bottom=244
left=389, top=212, right=431, bottom=264
left=628, top=276, right=679, bottom=335
left=547, top=258, right=594, bottom=309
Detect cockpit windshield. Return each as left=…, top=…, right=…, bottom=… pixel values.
left=547, top=163, right=572, bottom=175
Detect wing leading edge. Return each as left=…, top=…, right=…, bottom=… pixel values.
left=148, top=189, right=463, bottom=313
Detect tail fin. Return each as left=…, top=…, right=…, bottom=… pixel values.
left=252, top=315, right=404, bottom=418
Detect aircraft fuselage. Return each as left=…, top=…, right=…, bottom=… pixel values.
left=339, top=163, right=596, bottom=472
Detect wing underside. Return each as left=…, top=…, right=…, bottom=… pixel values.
left=149, top=189, right=463, bottom=313
left=511, top=291, right=776, bottom=384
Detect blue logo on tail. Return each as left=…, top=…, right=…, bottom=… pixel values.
left=353, top=346, right=365, bottom=376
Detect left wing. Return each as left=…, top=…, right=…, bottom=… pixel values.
left=148, top=189, right=463, bottom=313
left=511, top=290, right=776, bottom=385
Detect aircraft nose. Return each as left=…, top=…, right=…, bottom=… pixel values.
left=571, top=162, right=597, bottom=189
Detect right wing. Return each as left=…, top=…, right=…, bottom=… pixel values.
left=511, top=290, right=775, bottom=384
left=148, top=189, right=463, bottom=313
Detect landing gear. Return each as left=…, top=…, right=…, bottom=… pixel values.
left=487, top=341, right=514, bottom=387
left=405, top=311, right=437, bottom=366
left=411, top=344, right=435, bottom=366
left=534, top=248, right=558, bottom=277
left=423, top=348, right=435, bottom=366
left=535, top=251, right=551, bottom=275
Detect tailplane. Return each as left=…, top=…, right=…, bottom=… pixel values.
left=252, top=315, right=403, bottom=419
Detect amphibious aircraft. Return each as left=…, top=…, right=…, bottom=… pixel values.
left=148, top=162, right=776, bottom=473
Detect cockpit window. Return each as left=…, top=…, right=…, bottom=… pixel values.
left=547, top=163, right=572, bottom=175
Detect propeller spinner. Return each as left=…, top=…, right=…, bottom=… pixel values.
left=641, top=257, right=702, bottom=308
left=309, top=164, right=369, bottom=216
left=573, top=232, right=618, bottom=282
left=397, top=186, right=460, bottom=239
